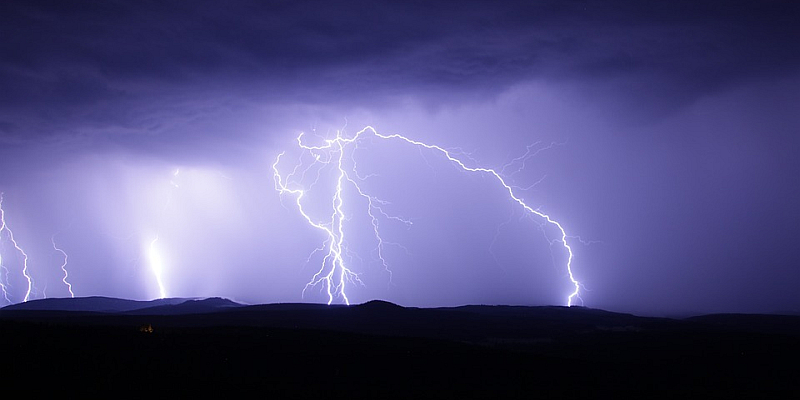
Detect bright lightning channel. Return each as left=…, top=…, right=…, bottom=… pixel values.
left=0, top=193, right=34, bottom=302
left=273, top=126, right=582, bottom=306
left=51, top=236, right=74, bottom=298
left=0, top=250, right=9, bottom=304
left=147, top=168, right=180, bottom=299
left=148, top=234, right=167, bottom=299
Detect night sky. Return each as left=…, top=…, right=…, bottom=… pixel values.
left=0, top=0, right=798, bottom=315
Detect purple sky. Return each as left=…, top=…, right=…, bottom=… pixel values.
left=0, top=0, right=798, bottom=315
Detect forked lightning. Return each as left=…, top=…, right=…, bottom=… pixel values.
left=273, top=126, right=581, bottom=306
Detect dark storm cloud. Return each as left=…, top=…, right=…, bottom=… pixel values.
left=1, top=0, right=797, bottom=140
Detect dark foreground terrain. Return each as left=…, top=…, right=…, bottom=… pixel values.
left=1, top=297, right=798, bottom=398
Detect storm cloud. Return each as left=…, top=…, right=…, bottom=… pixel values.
left=0, top=0, right=798, bottom=315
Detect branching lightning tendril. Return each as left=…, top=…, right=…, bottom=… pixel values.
left=273, top=126, right=582, bottom=306
left=52, top=236, right=74, bottom=298
left=0, top=193, right=34, bottom=302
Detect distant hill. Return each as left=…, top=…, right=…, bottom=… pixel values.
left=126, top=297, right=244, bottom=315
left=1, top=296, right=798, bottom=397
left=0, top=296, right=241, bottom=313
left=3, top=296, right=798, bottom=337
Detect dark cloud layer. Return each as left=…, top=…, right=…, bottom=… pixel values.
left=2, top=0, right=798, bottom=140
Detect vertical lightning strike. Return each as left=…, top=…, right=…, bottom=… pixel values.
left=51, top=236, right=74, bottom=298
left=0, top=253, right=9, bottom=304
left=274, top=126, right=582, bottom=306
left=146, top=168, right=180, bottom=299
left=0, top=193, right=35, bottom=302
left=273, top=141, right=362, bottom=305
left=148, top=234, right=167, bottom=299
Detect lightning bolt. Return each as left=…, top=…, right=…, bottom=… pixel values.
left=0, top=193, right=35, bottom=302
left=147, top=234, right=167, bottom=299
left=0, top=250, right=10, bottom=304
left=51, top=236, right=74, bottom=298
left=273, top=126, right=582, bottom=306
left=146, top=168, right=180, bottom=299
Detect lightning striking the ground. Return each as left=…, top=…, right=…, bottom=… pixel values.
left=147, top=234, right=167, bottom=299
left=0, top=193, right=34, bottom=303
left=51, top=236, right=74, bottom=298
left=273, top=126, right=582, bottom=306
left=0, top=249, right=9, bottom=304
left=147, top=168, right=181, bottom=299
